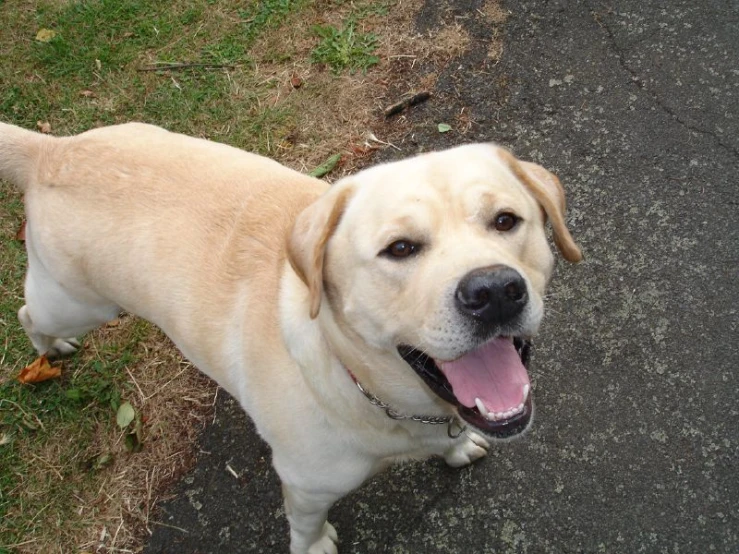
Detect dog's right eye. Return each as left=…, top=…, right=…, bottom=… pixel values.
left=381, top=240, right=421, bottom=259
left=492, top=212, right=520, bottom=232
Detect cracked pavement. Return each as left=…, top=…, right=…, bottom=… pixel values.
left=145, top=0, right=738, bottom=552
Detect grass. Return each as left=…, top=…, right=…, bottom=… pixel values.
left=0, top=0, right=491, bottom=551
left=1, top=0, right=311, bottom=148
left=311, top=19, right=380, bottom=74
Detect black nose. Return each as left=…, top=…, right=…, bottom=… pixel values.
left=455, top=265, right=528, bottom=327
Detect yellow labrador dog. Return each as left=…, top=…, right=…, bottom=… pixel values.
left=0, top=122, right=581, bottom=553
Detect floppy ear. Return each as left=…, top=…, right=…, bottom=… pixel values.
left=287, top=185, right=354, bottom=319
left=498, top=149, right=583, bottom=263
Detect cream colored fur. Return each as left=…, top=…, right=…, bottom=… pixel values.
left=0, top=121, right=580, bottom=554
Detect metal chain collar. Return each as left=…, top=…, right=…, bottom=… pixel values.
left=350, top=374, right=467, bottom=438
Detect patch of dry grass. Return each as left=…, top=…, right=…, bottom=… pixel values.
left=1, top=315, right=216, bottom=554
left=74, top=322, right=215, bottom=553
left=243, top=0, right=509, bottom=175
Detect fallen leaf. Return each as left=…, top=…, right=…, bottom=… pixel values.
left=92, top=452, right=114, bottom=470
left=124, top=431, right=143, bottom=453
left=124, top=414, right=144, bottom=452
left=308, top=153, right=342, bottom=178
left=116, top=402, right=135, bottom=429
left=35, top=28, right=57, bottom=42
left=0, top=433, right=12, bottom=446
left=66, top=388, right=82, bottom=401
left=437, top=123, right=452, bottom=133
left=349, top=144, right=374, bottom=156
left=18, top=355, right=61, bottom=384
left=290, top=74, right=303, bottom=88
left=79, top=89, right=97, bottom=98
left=36, top=120, right=52, bottom=134
left=16, top=220, right=26, bottom=242
left=106, top=318, right=121, bottom=327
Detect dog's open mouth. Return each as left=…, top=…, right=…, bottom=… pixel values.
left=398, top=338, right=533, bottom=438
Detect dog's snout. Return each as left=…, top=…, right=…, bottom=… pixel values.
left=455, top=265, right=528, bottom=326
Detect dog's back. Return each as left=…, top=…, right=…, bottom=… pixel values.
left=1, top=121, right=327, bottom=390
left=0, top=121, right=51, bottom=188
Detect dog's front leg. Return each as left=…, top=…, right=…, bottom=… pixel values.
left=282, top=484, right=340, bottom=554
left=410, top=426, right=491, bottom=468
left=442, top=430, right=491, bottom=467
left=275, top=451, right=376, bottom=554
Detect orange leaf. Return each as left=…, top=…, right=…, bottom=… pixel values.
left=18, top=355, right=62, bottom=384
left=16, top=220, right=26, bottom=242
left=349, top=144, right=373, bottom=156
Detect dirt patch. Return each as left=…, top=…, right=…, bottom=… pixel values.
left=244, top=0, right=500, bottom=177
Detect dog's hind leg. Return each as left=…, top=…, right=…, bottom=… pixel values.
left=18, top=305, right=82, bottom=357
left=19, top=242, right=119, bottom=358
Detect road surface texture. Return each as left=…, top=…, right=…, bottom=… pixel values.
left=146, top=0, right=738, bottom=552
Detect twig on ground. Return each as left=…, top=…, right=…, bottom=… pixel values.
left=212, top=387, right=219, bottom=424
left=0, top=398, right=46, bottom=431
left=383, top=91, right=432, bottom=117
left=152, top=521, right=190, bottom=534
left=226, top=463, right=240, bottom=480
left=126, top=367, right=146, bottom=403
left=137, top=63, right=235, bottom=72
left=366, top=132, right=400, bottom=151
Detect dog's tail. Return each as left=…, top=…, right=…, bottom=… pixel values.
left=0, top=121, right=51, bottom=190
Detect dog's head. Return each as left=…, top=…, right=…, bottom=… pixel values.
left=288, top=144, right=581, bottom=438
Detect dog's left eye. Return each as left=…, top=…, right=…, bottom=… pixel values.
left=492, top=212, right=520, bottom=232
left=381, top=240, right=421, bottom=259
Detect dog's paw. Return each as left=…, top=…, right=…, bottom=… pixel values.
left=47, top=338, right=80, bottom=358
left=444, top=431, right=490, bottom=468
left=307, top=522, right=338, bottom=554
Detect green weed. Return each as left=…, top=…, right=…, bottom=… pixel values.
left=310, top=19, right=380, bottom=74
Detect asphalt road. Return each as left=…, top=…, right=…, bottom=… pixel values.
left=146, top=0, right=738, bottom=552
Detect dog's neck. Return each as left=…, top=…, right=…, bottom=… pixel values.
left=344, top=366, right=466, bottom=437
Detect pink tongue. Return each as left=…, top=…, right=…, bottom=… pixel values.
left=439, top=338, right=530, bottom=413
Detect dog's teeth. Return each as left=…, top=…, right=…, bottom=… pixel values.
left=522, top=384, right=530, bottom=403
left=477, top=397, right=528, bottom=422
left=475, top=397, right=489, bottom=417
